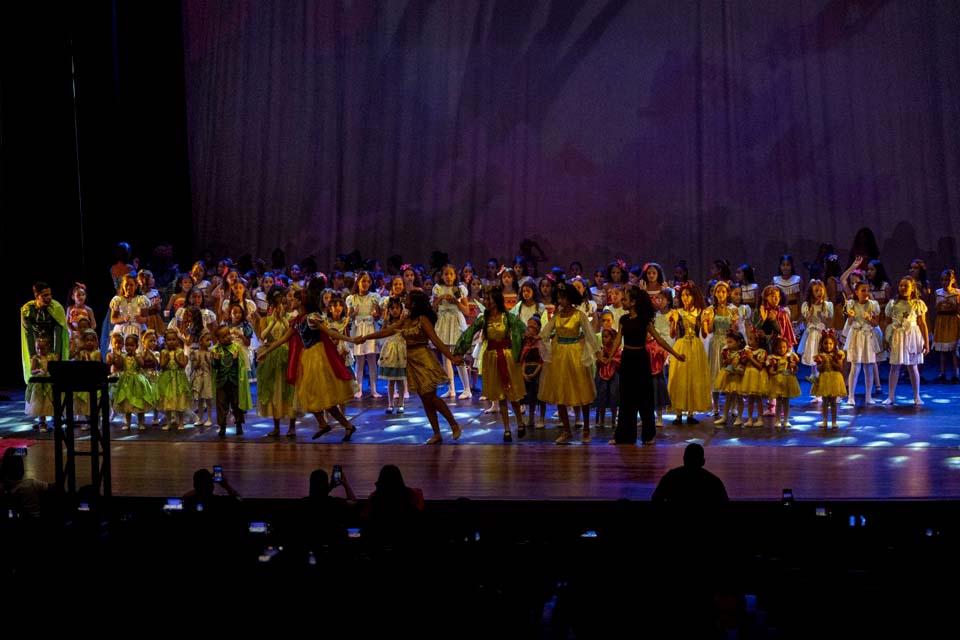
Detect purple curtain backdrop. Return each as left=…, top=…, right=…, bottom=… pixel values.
left=182, top=0, right=960, bottom=281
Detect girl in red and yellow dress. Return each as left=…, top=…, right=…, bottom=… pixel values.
left=456, top=286, right=526, bottom=442
left=258, top=278, right=358, bottom=442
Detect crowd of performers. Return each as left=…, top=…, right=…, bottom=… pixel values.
left=20, top=238, right=955, bottom=445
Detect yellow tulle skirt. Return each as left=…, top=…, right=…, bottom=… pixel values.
left=768, top=373, right=801, bottom=398
left=296, top=345, right=356, bottom=412
left=811, top=371, right=846, bottom=398
left=404, top=346, right=449, bottom=395
left=538, top=343, right=596, bottom=406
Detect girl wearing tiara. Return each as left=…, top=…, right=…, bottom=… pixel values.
left=432, top=265, right=472, bottom=400
left=811, top=330, right=846, bottom=429
left=766, top=336, right=801, bottom=429
left=348, top=271, right=383, bottom=399
left=933, top=269, right=960, bottom=383
left=667, top=283, right=712, bottom=424
left=882, top=277, right=929, bottom=406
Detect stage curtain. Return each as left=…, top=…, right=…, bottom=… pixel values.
left=183, top=0, right=960, bottom=279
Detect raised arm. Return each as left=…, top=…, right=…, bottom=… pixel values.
left=839, top=257, right=863, bottom=296
left=358, top=322, right=400, bottom=343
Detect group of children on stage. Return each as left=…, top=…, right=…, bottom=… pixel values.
left=25, top=248, right=951, bottom=440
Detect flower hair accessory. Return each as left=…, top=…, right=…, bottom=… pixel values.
left=616, top=259, right=627, bottom=270
left=544, top=274, right=556, bottom=282
left=74, top=282, right=87, bottom=290
left=400, top=263, right=412, bottom=272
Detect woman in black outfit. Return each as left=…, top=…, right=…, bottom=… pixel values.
left=611, top=286, right=685, bottom=444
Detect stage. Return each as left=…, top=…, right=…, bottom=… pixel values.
left=3, top=372, right=960, bottom=501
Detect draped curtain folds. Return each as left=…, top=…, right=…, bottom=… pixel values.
left=183, top=0, right=960, bottom=278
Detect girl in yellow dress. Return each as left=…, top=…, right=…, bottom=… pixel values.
left=667, top=283, right=712, bottom=424
left=360, top=290, right=464, bottom=444
left=811, top=331, right=846, bottom=430
left=538, top=283, right=601, bottom=444
left=456, top=287, right=526, bottom=442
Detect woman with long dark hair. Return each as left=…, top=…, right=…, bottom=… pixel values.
left=359, top=290, right=464, bottom=444
left=611, top=286, right=685, bottom=444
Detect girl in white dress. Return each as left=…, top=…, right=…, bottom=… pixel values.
left=798, top=280, right=834, bottom=397
left=882, top=277, right=930, bottom=406
left=431, top=265, right=471, bottom=399
left=773, top=255, right=803, bottom=331
left=842, top=282, right=880, bottom=405
left=347, top=271, right=382, bottom=399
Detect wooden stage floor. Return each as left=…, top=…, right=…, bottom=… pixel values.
left=3, top=371, right=960, bottom=501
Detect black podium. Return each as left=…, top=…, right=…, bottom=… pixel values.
left=44, top=361, right=112, bottom=498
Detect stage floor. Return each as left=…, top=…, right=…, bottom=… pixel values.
left=3, top=369, right=960, bottom=501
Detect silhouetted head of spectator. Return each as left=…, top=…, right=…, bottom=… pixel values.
left=1, top=449, right=25, bottom=482
left=683, top=443, right=706, bottom=469
left=309, top=469, right=330, bottom=498
left=193, top=468, right=215, bottom=498
left=375, top=464, right=407, bottom=498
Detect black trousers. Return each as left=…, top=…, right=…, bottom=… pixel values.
left=215, top=380, right=243, bottom=427
left=615, top=349, right=655, bottom=443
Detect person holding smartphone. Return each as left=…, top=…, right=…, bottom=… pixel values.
left=299, top=466, right=357, bottom=550
left=182, top=467, right=241, bottom=514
